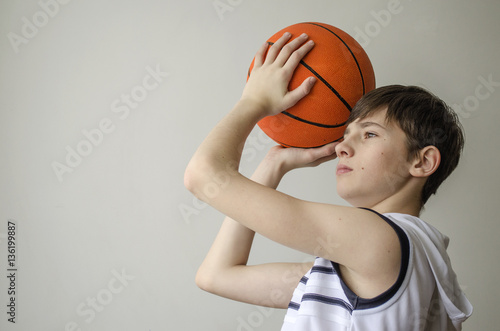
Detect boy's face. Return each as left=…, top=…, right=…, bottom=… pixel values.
left=335, top=108, right=415, bottom=210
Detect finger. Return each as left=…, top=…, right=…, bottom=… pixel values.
left=253, top=41, right=270, bottom=68
left=311, top=142, right=337, bottom=159
left=281, top=76, right=317, bottom=111
left=281, top=38, right=315, bottom=75
left=306, top=143, right=339, bottom=166
left=274, top=33, right=310, bottom=67
left=309, top=153, right=338, bottom=167
left=320, top=141, right=340, bottom=151
left=264, top=32, right=292, bottom=64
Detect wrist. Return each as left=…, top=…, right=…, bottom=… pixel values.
left=251, top=155, right=287, bottom=189
left=235, top=97, right=271, bottom=120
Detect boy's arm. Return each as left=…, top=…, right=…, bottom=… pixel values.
left=196, top=216, right=313, bottom=308
left=185, top=33, right=401, bottom=292
left=197, top=216, right=313, bottom=308
left=196, top=146, right=337, bottom=308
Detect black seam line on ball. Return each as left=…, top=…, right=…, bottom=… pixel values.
left=276, top=136, right=344, bottom=148
left=281, top=111, right=347, bottom=128
left=305, top=22, right=366, bottom=95
left=264, top=40, right=353, bottom=113
left=299, top=60, right=352, bottom=112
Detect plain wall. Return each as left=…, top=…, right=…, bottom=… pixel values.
left=0, top=0, right=499, bottom=330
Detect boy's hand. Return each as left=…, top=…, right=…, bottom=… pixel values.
left=264, top=142, right=339, bottom=175
left=240, top=32, right=317, bottom=117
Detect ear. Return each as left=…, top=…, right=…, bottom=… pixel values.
left=410, top=146, right=441, bottom=178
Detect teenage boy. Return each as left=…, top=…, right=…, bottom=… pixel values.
left=184, top=32, right=472, bottom=330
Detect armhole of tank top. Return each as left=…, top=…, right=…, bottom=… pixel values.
left=331, top=207, right=410, bottom=310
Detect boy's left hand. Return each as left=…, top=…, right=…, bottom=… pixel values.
left=240, top=32, right=317, bottom=117
left=264, top=142, right=339, bottom=175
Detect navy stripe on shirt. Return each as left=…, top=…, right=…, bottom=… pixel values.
left=288, top=301, right=301, bottom=310
left=302, top=293, right=354, bottom=314
left=311, top=265, right=335, bottom=274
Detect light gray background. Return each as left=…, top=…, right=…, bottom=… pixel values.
left=0, top=0, right=498, bottom=330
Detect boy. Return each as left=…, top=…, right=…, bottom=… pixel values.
left=184, top=32, right=472, bottom=330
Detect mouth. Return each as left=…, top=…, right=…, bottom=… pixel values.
left=336, top=164, right=353, bottom=175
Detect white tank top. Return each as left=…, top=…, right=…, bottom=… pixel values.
left=281, top=210, right=473, bottom=330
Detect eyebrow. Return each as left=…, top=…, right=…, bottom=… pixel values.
left=344, top=121, right=387, bottom=136
left=358, top=121, right=387, bottom=130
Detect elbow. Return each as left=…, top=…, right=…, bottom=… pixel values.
left=195, top=266, right=217, bottom=294
left=184, top=160, right=204, bottom=197
left=195, top=261, right=231, bottom=296
left=185, top=157, right=237, bottom=202
left=183, top=165, right=196, bottom=194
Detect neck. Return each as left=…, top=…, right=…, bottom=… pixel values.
left=362, top=179, right=424, bottom=217
left=371, top=198, right=422, bottom=217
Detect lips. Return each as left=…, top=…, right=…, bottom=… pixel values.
left=336, top=164, right=353, bottom=175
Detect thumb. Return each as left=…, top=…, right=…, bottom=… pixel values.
left=307, top=142, right=338, bottom=165
left=314, top=142, right=338, bottom=159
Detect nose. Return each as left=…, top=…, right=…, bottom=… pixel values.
left=335, top=137, right=353, bottom=158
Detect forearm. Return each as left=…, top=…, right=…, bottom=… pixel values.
left=188, top=34, right=324, bottom=304
left=185, top=33, right=315, bottom=203
left=195, top=157, right=285, bottom=290
left=185, top=99, right=266, bottom=202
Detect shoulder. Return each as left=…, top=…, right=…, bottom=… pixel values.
left=333, top=208, right=409, bottom=299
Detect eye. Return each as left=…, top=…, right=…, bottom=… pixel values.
left=364, top=131, right=377, bottom=139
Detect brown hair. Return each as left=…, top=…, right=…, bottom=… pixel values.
left=347, top=85, right=465, bottom=206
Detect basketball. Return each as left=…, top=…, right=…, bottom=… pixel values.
left=248, top=22, right=376, bottom=148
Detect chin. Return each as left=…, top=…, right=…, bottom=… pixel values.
left=336, top=189, right=355, bottom=206
left=336, top=183, right=355, bottom=201
left=336, top=188, right=373, bottom=208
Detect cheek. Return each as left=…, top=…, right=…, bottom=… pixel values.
left=363, top=151, right=407, bottom=184
left=378, top=154, right=413, bottom=189
left=362, top=151, right=389, bottom=173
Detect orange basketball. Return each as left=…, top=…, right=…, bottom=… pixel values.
left=248, top=22, right=376, bottom=148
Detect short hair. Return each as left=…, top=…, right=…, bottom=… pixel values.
left=346, top=85, right=465, bottom=206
